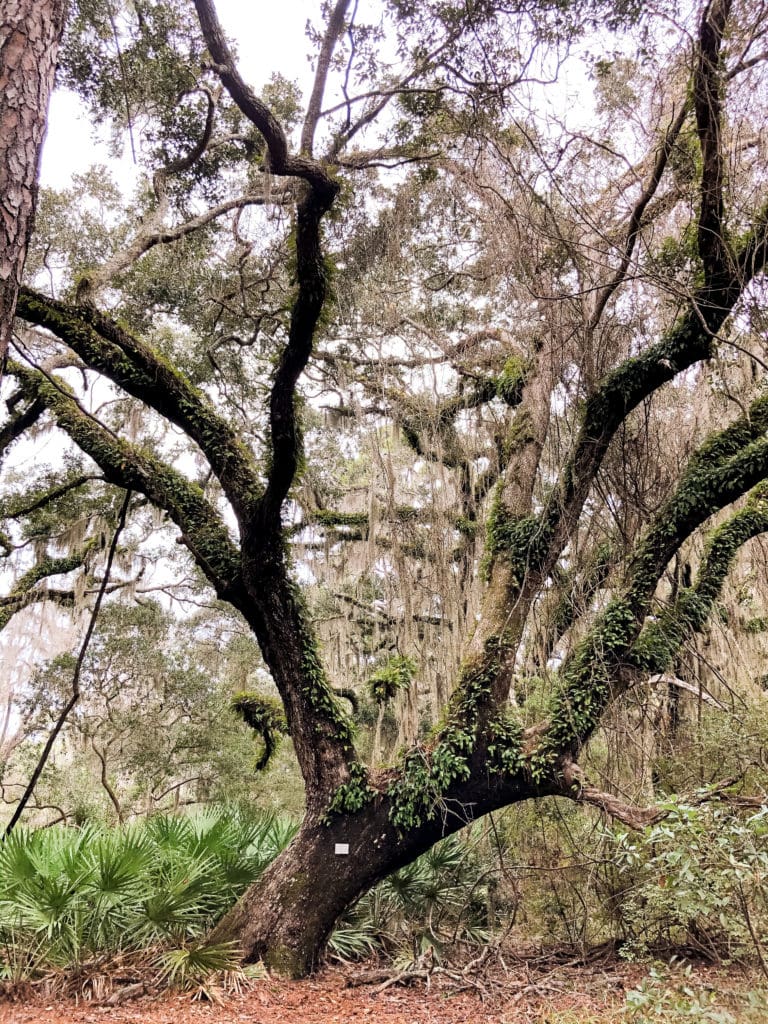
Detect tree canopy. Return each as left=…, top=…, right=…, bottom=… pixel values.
left=2, top=0, right=768, bottom=976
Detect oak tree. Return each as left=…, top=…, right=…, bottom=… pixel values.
left=3, top=0, right=768, bottom=975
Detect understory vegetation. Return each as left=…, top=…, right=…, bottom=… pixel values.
left=0, top=807, right=295, bottom=987
left=2, top=800, right=768, bottom=1001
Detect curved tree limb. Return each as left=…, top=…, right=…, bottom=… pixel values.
left=0, top=543, right=96, bottom=631
left=192, top=0, right=338, bottom=199
left=538, top=407, right=768, bottom=766
left=0, top=472, right=100, bottom=522
left=77, top=191, right=289, bottom=301
left=0, top=395, right=43, bottom=461
left=8, top=359, right=243, bottom=600
left=16, top=287, right=263, bottom=525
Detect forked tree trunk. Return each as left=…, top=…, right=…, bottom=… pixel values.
left=0, top=0, right=67, bottom=370
left=211, top=764, right=546, bottom=976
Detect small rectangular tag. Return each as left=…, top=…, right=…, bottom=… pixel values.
left=334, top=843, right=350, bottom=855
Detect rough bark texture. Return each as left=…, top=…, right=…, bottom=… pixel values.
left=0, top=0, right=66, bottom=370
left=210, top=765, right=549, bottom=977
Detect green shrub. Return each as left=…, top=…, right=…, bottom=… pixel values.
left=0, top=805, right=297, bottom=980
left=625, top=963, right=768, bottom=1022
left=612, top=802, right=768, bottom=962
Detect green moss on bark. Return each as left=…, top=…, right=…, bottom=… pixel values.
left=482, top=484, right=549, bottom=583
left=325, top=762, right=374, bottom=819
left=387, top=634, right=513, bottom=829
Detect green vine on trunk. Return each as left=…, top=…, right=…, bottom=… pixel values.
left=386, top=635, right=511, bottom=830
left=482, top=483, right=549, bottom=583
left=324, top=762, right=374, bottom=820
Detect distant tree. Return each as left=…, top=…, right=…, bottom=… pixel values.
left=2, top=0, right=768, bottom=976
left=7, top=602, right=262, bottom=821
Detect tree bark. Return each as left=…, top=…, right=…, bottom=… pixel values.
left=0, top=0, right=67, bottom=371
left=210, top=760, right=550, bottom=976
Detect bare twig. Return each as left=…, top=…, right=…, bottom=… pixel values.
left=3, top=489, right=132, bottom=838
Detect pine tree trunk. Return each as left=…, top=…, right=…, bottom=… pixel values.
left=0, top=0, right=67, bottom=370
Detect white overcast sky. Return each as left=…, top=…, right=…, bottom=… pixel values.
left=39, top=0, right=611, bottom=191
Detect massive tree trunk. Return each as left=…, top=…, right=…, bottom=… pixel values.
left=210, top=760, right=549, bottom=977
left=0, top=0, right=67, bottom=371
left=6, top=0, right=765, bottom=982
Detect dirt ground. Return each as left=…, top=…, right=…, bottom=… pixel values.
left=0, top=957, right=638, bottom=1024
left=0, top=957, right=758, bottom=1024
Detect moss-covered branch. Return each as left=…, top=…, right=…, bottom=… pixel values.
left=398, top=357, right=529, bottom=469
left=0, top=472, right=98, bottom=522
left=9, top=361, right=358, bottom=800
left=626, top=404, right=768, bottom=608
left=193, top=0, right=342, bottom=530
left=231, top=692, right=289, bottom=771
left=16, top=288, right=262, bottom=525
left=0, top=397, right=44, bottom=461
left=631, top=481, right=768, bottom=674
left=257, top=188, right=338, bottom=527
left=534, top=408, right=768, bottom=771
left=9, top=361, right=243, bottom=601
left=0, top=544, right=95, bottom=631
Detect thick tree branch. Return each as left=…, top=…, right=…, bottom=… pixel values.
left=301, top=0, right=352, bottom=157
left=0, top=395, right=43, bottom=459
left=9, top=360, right=243, bottom=601
left=256, top=192, right=337, bottom=526
left=8, top=379, right=362, bottom=805
left=556, top=762, right=749, bottom=830
left=538, top=402, right=768, bottom=766
left=695, top=0, right=732, bottom=286
left=0, top=543, right=95, bottom=631
left=629, top=480, right=768, bottom=675
left=16, top=287, right=262, bottom=525
left=192, top=0, right=338, bottom=199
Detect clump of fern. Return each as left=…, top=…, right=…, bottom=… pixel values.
left=0, top=805, right=296, bottom=987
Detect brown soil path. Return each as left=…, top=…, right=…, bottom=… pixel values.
left=0, top=966, right=627, bottom=1024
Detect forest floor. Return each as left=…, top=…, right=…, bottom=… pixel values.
left=0, top=952, right=763, bottom=1023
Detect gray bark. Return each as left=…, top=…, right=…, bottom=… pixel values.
left=0, top=0, right=67, bottom=370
